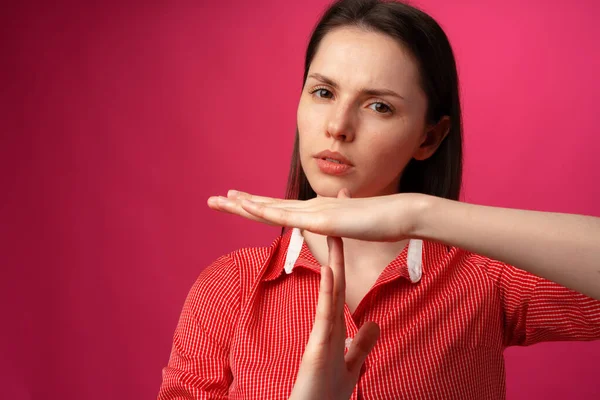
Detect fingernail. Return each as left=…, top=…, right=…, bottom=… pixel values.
left=217, top=196, right=228, bottom=205
left=227, top=189, right=238, bottom=198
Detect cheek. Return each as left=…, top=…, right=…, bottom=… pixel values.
left=297, top=97, right=319, bottom=135
left=297, top=97, right=321, bottom=157
left=362, top=131, right=419, bottom=174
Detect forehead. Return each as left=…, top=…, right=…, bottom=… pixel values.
left=309, top=27, right=421, bottom=92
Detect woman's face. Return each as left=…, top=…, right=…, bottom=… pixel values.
left=297, top=27, right=430, bottom=198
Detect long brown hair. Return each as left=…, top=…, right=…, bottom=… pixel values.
left=285, top=0, right=463, bottom=201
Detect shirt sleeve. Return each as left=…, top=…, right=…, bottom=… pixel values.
left=477, top=255, right=600, bottom=347
left=158, top=254, right=240, bottom=399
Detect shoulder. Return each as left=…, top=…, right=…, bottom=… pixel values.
left=187, top=234, right=285, bottom=307
left=451, top=248, right=542, bottom=290
left=425, top=243, right=496, bottom=275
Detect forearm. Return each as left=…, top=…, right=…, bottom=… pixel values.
left=412, top=195, right=600, bottom=300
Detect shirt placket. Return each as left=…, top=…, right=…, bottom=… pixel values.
left=343, top=306, right=360, bottom=400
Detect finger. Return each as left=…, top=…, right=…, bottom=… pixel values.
left=215, top=194, right=310, bottom=215
left=337, top=188, right=352, bottom=199
left=327, top=236, right=347, bottom=359
left=230, top=191, right=318, bottom=210
left=227, top=190, right=312, bottom=208
left=240, top=200, right=332, bottom=232
left=345, top=321, right=380, bottom=375
left=304, top=265, right=334, bottom=351
left=327, top=236, right=346, bottom=311
left=207, top=196, right=280, bottom=226
left=227, top=190, right=278, bottom=203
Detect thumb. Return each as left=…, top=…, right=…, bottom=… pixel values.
left=337, top=188, right=351, bottom=199
left=345, top=321, right=380, bottom=376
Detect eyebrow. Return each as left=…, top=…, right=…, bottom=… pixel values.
left=307, top=73, right=406, bottom=101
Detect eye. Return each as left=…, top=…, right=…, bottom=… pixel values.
left=310, top=87, right=334, bottom=99
left=368, top=102, right=392, bottom=114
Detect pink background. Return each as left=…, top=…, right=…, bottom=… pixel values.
left=2, top=0, right=599, bottom=399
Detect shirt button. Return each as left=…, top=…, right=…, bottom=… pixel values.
left=345, top=337, right=353, bottom=350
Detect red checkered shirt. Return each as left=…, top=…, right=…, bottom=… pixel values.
left=158, top=229, right=600, bottom=399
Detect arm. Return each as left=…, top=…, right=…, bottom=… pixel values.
left=414, top=196, right=600, bottom=300
left=208, top=190, right=600, bottom=300
left=475, top=255, right=600, bottom=346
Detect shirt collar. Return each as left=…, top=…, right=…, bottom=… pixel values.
left=262, top=228, right=447, bottom=284
left=263, top=229, right=319, bottom=281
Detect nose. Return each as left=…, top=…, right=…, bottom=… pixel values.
left=326, top=102, right=355, bottom=142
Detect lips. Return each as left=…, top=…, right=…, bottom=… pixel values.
left=314, top=150, right=353, bottom=166
left=314, top=150, right=353, bottom=176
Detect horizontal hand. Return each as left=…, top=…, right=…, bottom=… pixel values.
left=207, top=189, right=427, bottom=242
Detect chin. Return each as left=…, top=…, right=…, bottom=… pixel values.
left=304, top=179, right=336, bottom=198
left=308, top=176, right=377, bottom=198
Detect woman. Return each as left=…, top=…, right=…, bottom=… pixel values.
left=159, top=0, right=600, bottom=398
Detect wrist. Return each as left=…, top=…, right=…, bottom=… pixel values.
left=405, top=193, right=438, bottom=240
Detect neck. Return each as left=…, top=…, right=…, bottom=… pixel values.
left=301, top=230, right=408, bottom=274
